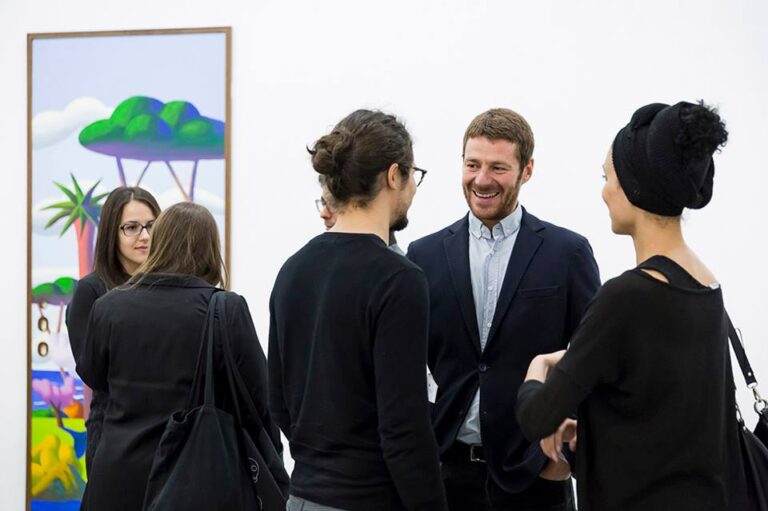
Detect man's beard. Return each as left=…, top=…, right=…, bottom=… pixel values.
left=390, top=213, right=409, bottom=232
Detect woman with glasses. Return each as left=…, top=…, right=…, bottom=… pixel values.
left=67, top=186, right=161, bottom=482
left=76, top=202, right=281, bottom=511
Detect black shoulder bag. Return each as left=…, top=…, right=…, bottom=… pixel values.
left=727, top=315, right=768, bottom=510
left=142, top=292, right=288, bottom=511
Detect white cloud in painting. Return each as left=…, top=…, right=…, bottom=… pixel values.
left=32, top=180, right=111, bottom=236
left=156, top=187, right=225, bottom=216
left=33, top=97, right=113, bottom=149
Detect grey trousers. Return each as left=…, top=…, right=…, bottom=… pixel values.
left=286, top=495, right=348, bottom=511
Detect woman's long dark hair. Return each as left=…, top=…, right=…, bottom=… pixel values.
left=93, top=187, right=161, bottom=289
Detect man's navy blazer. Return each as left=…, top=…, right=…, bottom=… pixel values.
left=407, top=208, right=600, bottom=494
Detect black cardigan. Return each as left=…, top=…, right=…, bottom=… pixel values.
left=76, top=274, right=280, bottom=511
left=516, top=262, right=749, bottom=511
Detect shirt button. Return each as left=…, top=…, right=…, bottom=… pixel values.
left=479, top=363, right=488, bottom=373
left=486, top=322, right=492, bottom=328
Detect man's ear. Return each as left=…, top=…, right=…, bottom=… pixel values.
left=386, top=163, right=401, bottom=190
left=521, top=157, right=534, bottom=184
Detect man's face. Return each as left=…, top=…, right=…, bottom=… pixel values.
left=390, top=166, right=418, bottom=232
left=462, top=136, right=532, bottom=227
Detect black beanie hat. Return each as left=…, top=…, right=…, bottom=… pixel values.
left=612, top=102, right=718, bottom=217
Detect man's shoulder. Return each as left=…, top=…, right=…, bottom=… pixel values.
left=408, top=216, right=467, bottom=254
left=526, top=210, right=590, bottom=250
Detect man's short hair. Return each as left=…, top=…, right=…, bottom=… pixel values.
left=463, top=108, right=535, bottom=167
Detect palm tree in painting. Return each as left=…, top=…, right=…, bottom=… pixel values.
left=43, top=174, right=107, bottom=278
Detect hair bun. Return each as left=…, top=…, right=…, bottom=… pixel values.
left=676, top=101, right=728, bottom=165
left=310, top=128, right=353, bottom=177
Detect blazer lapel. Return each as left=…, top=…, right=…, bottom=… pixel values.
left=443, top=217, right=482, bottom=355
left=485, top=209, right=544, bottom=351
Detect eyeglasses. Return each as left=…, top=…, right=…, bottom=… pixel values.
left=413, top=167, right=428, bottom=187
left=315, top=198, right=327, bottom=213
left=120, top=221, right=153, bottom=237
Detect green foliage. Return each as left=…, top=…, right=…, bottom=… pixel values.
left=159, top=101, right=200, bottom=128
left=79, top=96, right=225, bottom=161
left=109, top=96, right=164, bottom=128
left=32, top=278, right=77, bottom=305
left=43, top=174, right=107, bottom=237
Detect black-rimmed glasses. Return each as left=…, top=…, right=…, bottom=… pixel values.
left=413, top=166, right=428, bottom=187
left=315, top=198, right=327, bottom=213
left=119, top=222, right=153, bottom=237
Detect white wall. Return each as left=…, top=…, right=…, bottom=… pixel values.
left=2, top=0, right=767, bottom=508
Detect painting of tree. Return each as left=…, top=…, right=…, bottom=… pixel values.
left=79, top=96, right=225, bottom=201
left=29, top=28, right=230, bottom=511
left=42, top=174, right=107, bottom=278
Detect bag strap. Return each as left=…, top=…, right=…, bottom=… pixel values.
left=214, top=293, right=246, bottom=426
left=187, top=290, right=224, bottom=410
left=725, top=312, right=757, bottom=388
left=725, top=311, right=768, bottom=419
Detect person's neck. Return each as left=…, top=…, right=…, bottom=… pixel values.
left=631, top=217, right=689, bottom=265
left=330, top=200, right=390, bottom=244
left=120, top=257, right=140, bottom=276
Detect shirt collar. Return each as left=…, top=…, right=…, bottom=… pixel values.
left=468, top=204, right=523, bottom=240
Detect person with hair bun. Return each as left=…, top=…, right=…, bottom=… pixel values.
left=269, top=109, right=447, bottom=511
left=516, top=101, right=749, bottom=510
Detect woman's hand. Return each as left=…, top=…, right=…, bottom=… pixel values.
left=539, top=457, right=571, bottom=481
left=524, top=349, right=567, bottom=383
left=540, top=418, right=577, bottom=463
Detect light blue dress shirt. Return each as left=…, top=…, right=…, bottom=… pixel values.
left=456, top=205, right=523, bottom=445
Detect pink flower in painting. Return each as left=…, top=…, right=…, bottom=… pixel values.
left=32, top=374, right=75, bottom=410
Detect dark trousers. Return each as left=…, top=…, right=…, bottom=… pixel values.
left=442, top=460, right=575, bottom=511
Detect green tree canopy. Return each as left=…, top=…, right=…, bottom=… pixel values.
left=79, top=96, right=225, bottom=161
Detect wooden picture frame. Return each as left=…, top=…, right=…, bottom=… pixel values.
left=27, top=27, right=231, bottom=511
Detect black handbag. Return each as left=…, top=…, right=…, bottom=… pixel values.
left=727, top=315, right=768, bottom=510
left=217, top=294, right=290, bottom=510
left=142, top=292, right=288, bottom=511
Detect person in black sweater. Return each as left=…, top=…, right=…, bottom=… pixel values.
left=66, top=186, right=161, bottom=479
left=76, top=202, right=280, bottom=511
left=269, top=109, right=447, bottom=511
left=516, top=102, right=750, bottom=510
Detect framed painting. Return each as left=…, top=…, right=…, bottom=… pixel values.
left=27, top=27, right=231, bottom=511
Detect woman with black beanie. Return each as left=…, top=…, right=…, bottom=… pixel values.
left=515, top=101, right=751, bottom=510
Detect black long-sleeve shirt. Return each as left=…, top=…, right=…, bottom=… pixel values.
left=516, top=260, right=749, bottom=511
left=66, top=271, right=108, bottom=477
left=268, top=232, right=447, bottom=511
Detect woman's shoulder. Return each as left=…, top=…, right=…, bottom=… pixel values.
left=588, top=270, right=663, bottom=311
left=598, top=270, right=651, bottom=295
left=217, top=290, right=251, bottom=314
left=77, top=272, right=107, bottom=295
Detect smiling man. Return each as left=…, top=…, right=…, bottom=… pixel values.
left=407, top=108, right=600, bottom=511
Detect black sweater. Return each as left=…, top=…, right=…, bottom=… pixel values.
left=268, top=233, right=447, bottom=511
left=76, top=276, right=279, bottom=511
left=66, top=271, right=108, bottom=476
left=516, top=260, right=748, bottom=511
